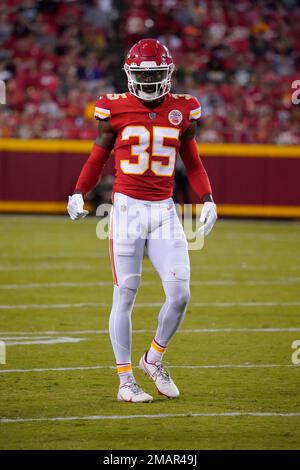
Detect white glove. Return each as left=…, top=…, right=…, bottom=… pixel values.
left=67, top=194, right=89, bottom=221
left=198, top=201, right=217, bottom=237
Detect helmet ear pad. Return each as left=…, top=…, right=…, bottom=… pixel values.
left=124, top=39, right=175, bottom=101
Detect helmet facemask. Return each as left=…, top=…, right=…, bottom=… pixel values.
left=124, top=63, right=175, bottom=101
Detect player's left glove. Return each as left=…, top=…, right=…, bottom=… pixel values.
left=67, top=194, right=89, bottom=221
left=198, top=202, right=217, bottom=237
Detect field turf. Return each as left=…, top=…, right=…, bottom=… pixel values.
left=0, top=215, right=300, bottom=450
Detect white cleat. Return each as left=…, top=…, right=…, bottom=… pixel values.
left=117, top=381, right=153, bottom=403
left=139, top=352, right=180, bottom=398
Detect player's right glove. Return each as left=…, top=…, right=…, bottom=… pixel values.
left=67, top=194, right=89, bottom=221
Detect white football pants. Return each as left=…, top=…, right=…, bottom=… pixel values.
left=109, top=192, right=190, bottom=365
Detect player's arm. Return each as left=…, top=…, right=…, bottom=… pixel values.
left=67, top=121, right=116, bottom=220
left=179, top=122, right=217, bottom=236
left=74, top=120, right=116, bottom=196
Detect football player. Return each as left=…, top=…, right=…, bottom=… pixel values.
left=68, top=39, right=217, bottom=402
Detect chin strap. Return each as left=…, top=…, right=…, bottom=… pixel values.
left=136, top=95, right=165, bottom=107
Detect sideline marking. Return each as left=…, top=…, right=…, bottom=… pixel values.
left=0, top=364, right=295, bottom=374
left=2, top=328, right=300, bottom=336
left=1, top=301, right=300, bottom=310
left=2, top=411, right=300, bottom=424
left=1, top=278, right=300, bottom=289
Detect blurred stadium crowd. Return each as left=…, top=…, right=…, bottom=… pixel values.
left=0, top=0, right=300, bottom=143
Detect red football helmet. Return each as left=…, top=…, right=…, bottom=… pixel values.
left=124, top=38, right=175, bottom=101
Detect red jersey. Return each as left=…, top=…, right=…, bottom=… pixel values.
left=94, top=92, right=201, bottom=200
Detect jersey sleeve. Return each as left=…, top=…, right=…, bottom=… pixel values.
left=94, top=95, right=112, bottom=121
left=188, top=96, right=202, bottom=121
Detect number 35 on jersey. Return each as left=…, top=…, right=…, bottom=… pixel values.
left=121, top=125, right=180, bottom=177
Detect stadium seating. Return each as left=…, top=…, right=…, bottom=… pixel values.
left=0, top=0, right=299, bottom=143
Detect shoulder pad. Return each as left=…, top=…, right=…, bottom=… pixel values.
left=94, top=95, right=111, bottom=120
left=171, top=94, right=201, bottom=121
left=94, top=93, right=128, bottom=120
left=188, top=96, right=201, bottom=121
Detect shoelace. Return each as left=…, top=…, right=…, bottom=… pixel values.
left=154, top=362, right=171, bottom=383
left=129, top=382, right=144, bottom=395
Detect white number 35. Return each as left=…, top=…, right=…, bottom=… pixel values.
left=120, top=125, right=180, bottom=177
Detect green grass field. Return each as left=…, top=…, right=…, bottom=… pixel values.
left=0, top=215, right=300, bottom=450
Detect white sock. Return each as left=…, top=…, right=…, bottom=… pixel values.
left=146, top=338, right=167, bottom=364
left=117, top=363, right=135, bottom=386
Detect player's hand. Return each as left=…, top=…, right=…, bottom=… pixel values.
left=67, top=194, right=89, bottom=221
left=198, top=202, right=217, bottom=237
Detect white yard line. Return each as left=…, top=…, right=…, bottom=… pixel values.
left=1, top=328, right=300, bottom=336
left=180, top=327, right=300, bottom=333
left=189, top=265, right=300, bottom=271
left=1, top=278, right=300, bottom=289
left=1, top=411, right=300, bottom=424
left=3, top=337, right=85, bottom=346
left=0, top=364, right=295, bottom=374
left=0, top=264, right=91, bottom=271
left=223, top=233, right=300, bottom=242
left=1, top=263, right=300, bottom=272
left=0, top=281, right=113, bottom=289
left=0, top=302, right=105, bottom=310
left=0, top=253, right=106, bottom=260
left=0, top=330, right=111, bottom=335
left=1, top=301, right=300, bottom=310
left=0, top=365, right=113, bottom=373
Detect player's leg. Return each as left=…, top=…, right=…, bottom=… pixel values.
left=139, top=202, right=190, bottom=397
left=147, top=203, right=190, bottom=357
left=109, top=193, right=152, bottom=402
